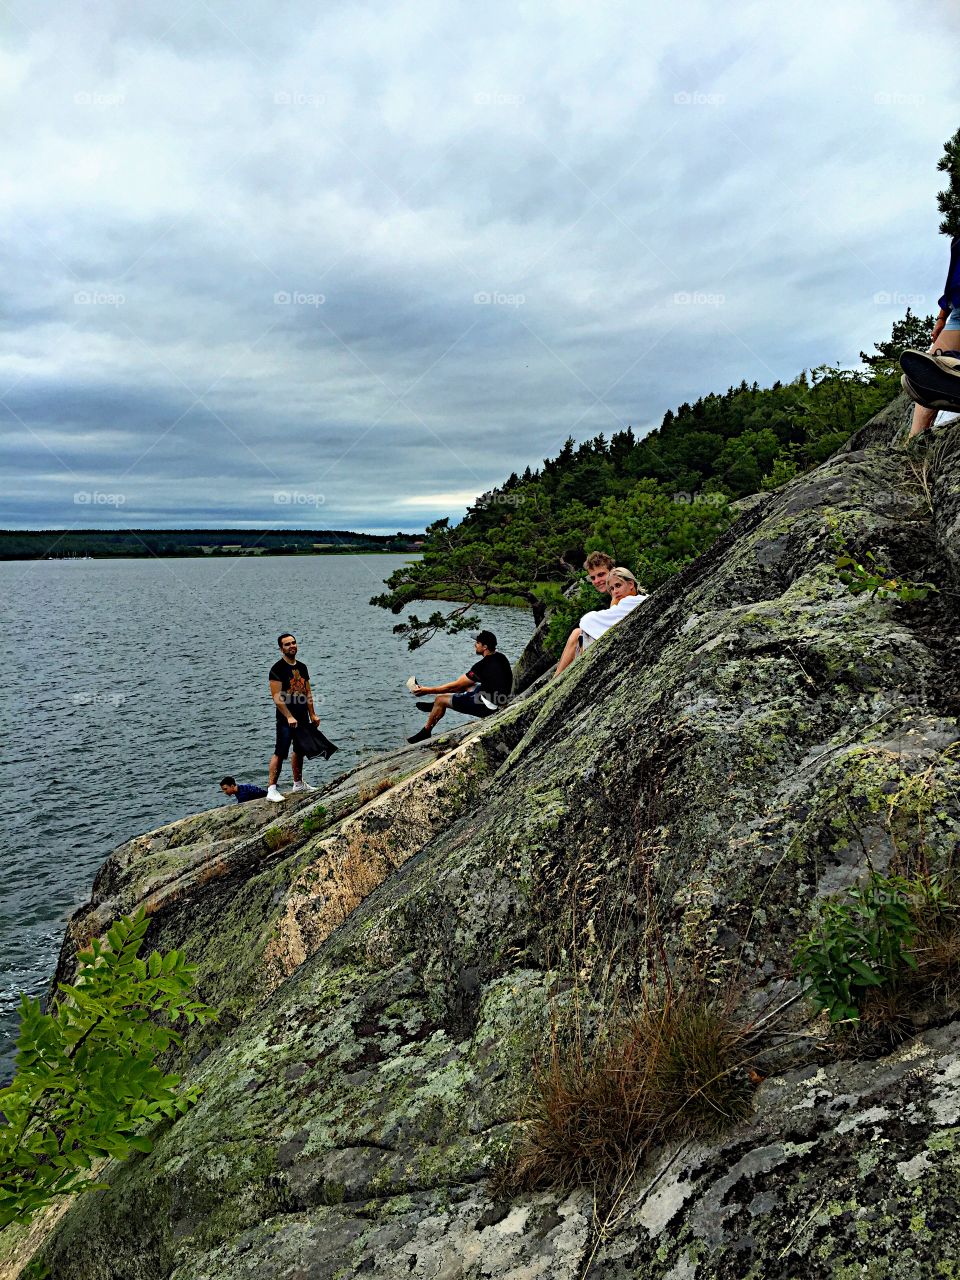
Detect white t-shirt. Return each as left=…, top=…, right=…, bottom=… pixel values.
left=580, top=593, right=647, bottom=643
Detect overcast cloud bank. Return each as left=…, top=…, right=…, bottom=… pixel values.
left=2, top=0, right=958, bottom=532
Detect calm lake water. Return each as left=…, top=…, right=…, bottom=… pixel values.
left=0, top=554, right=534, bottom=1078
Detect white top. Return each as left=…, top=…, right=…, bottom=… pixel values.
left=579, top=593, right=647, bottom=642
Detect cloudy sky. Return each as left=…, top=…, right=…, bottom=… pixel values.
left=2, top=0, right=959, bottom=533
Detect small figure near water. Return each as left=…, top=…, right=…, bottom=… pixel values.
left=553, top=551, right=615, bottom=677
left=219, top=776, right=268, bottom=803
left=266, top=633, right=322, bottom=802
left=406, top=630, right=513, bottom=744
left=553, top=566, right=647, bottom=678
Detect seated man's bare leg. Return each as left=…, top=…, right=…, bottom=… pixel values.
left=426, top=694, right=451, bottom=729
left=907, top=338, right=960, bottom=438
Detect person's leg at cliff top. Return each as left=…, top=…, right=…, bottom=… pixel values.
left=908, top=227, right=960, bottom=439
left=267, top=709, right=304, bottom=801
left=909, top=310, right=960, bottom=438
left=554, top=551, right=614, bottom=677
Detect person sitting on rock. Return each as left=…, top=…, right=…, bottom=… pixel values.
left=553, top=550, right=616, bottom=676
left=407, top=630, right=512, bottom=744
left=219, top=776, right=268, bottom=804
left=553, top=567, right=647, bottom=677
left=907, top=231, right=960, bottom=439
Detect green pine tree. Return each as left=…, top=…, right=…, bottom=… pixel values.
left=937, top=126, right=960, bottom=238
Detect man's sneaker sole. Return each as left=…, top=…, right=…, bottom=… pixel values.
left=901, top=371, right=960, bottom=412
left=899, top=350, right=960, bottom=409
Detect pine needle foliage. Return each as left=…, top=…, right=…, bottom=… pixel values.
left=937, top=126, right=960, bottom=238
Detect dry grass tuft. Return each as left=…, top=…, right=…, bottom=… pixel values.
left=510, top=988, right=755, bottom=1194
left=357, top=777, right=396, bottom=805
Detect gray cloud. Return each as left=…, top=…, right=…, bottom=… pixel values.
left=1, top=0, right=958, bottom=530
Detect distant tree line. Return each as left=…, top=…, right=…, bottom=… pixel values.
left=0, top=528, right=423, bottom=560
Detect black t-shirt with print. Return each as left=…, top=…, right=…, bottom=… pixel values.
left=269, top=659, right=312, bottom=723
left=466, top=652, right=513, bottom=707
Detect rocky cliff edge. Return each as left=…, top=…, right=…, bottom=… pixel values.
left=6, top=392, right=960, bottom=1279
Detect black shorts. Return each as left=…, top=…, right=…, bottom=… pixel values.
left=274, top=717, right=302, bottom=759
left=449, top=691, right=496, bottom=719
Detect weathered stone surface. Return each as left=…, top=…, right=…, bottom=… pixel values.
left=585, top=1021, right=960, bottom=1278
left=8, top=390, right=960, bottom=1278
left=51, top=724, right=496, bottom=1055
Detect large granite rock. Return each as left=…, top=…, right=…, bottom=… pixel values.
left=8, top=390, right=960, bottom=1279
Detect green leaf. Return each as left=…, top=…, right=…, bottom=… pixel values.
left=848, top=960, right=883, bottom=986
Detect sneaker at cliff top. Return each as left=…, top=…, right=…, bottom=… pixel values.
left=291, top=780, right=316, bottom=793
left=266, top=784, right=285, bottom=803
left=901, top=372, right=960, bottom=412
left=901, top=348, right=960, bottom=375
left=900, top=349, right=960, bottom=411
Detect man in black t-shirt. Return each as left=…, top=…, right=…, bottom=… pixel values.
left=266, top=633, right=322, bottom=802
left=407, top=630, right=512, bottom=744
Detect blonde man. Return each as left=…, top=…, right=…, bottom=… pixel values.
left=583, top=550, right=615, bottom=596
left=553, top=551, right=615, bottom=677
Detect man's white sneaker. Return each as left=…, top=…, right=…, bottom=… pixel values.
left=266, top=785, right=285, bottom=803
left=291, top=780, right=316, bottom=793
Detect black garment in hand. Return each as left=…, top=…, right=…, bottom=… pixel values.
left=292, top=721, right=339, bottom=760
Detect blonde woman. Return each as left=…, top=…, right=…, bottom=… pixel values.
left=553, top=567, right=647, bottom=677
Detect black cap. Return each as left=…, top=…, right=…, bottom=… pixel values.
left=475, top=630, right=497, bottom=650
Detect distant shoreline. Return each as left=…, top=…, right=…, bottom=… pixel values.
left=0, top=527, right=425, bottom=561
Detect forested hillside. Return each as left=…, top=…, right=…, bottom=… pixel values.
left=374, top=310, right=934, bottom=650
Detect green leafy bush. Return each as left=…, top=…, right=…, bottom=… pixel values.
left=794, top=874, right=919, bottom=1021
left=834, top=547, right=934, bottom=603
left=263, top=824, right=296, bottom=851
left=827, top=515, right=936, bottom=604
left=0, top=909, right=215, bottom=1227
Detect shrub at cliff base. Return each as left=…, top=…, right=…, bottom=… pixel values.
left=0, top=909, right=216, bottom=1228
